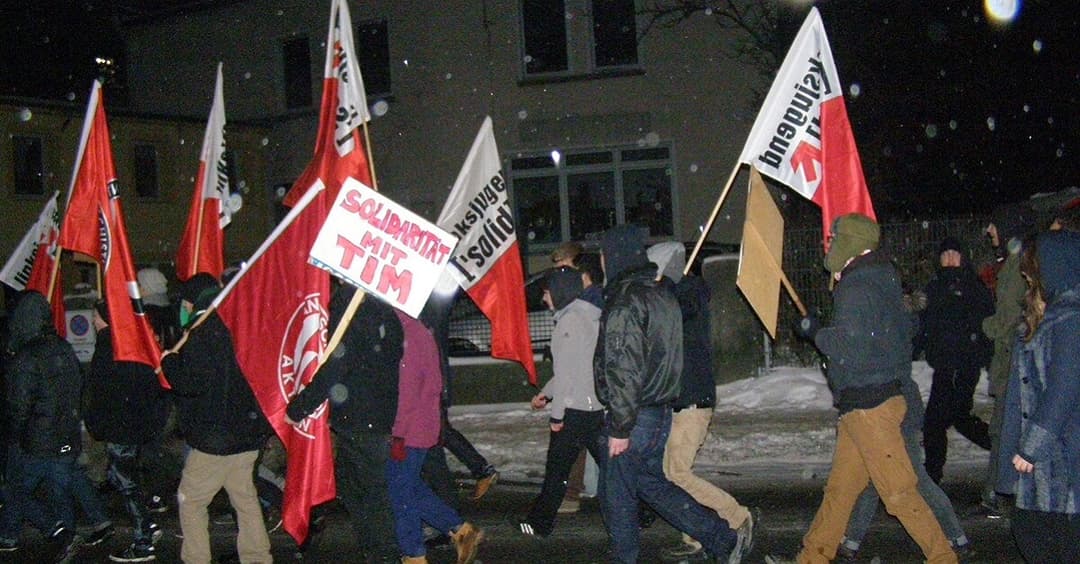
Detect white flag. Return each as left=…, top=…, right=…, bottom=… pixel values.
left=1, top=191, right=60, bottom=291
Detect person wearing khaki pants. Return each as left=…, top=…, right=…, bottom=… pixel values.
left=178, top=449, right=270, bottom=563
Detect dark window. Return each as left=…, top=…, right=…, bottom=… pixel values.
left=514, top=175, right=562, bottom=245
left=283, top=35, right=313, bottom=109
left=623, top=167, right=673, bottom=236
left=565, top=151, right=612, bottom=166
left=567, top=171, right=616, bottom=239
left=12, top=136, right=44, bottom=195
left=592, top=0, right=638, bottom=67
left=133, top=144, right=159, bottom=198
left=356, top=19, right=391, bottom=97
left=511, top=155, right=557, bottom=170
left=522, top=0, right=569, bottom=75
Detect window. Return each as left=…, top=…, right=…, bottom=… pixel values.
left=521, top=0, right=639, bottom=78
left=133, top=144, right=159, bottom=198
left=13, top=135, right=45, bottom=195
left=283, top=35, right=313, bottom=109
left=510, top=144, right=675, bottom=252
left=356, top=19, right=391, bottom=97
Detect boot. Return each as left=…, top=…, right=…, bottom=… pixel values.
left=401, top=556, right=428, bottom=564
left=450, top=522, right=483, bottom=564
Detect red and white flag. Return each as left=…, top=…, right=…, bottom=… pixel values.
left=212, top=183, right=333, bottom=544
left=176, top=63, right=230, bottom=281
left=57, top=81, right=165, bottom=381
left=438, top=117, right=537, bottom=384
left=281, top=0, right=371, bottom=207
left=0, top=191, right=65, bottom=334
left=738, top=7, right=875, bottom=245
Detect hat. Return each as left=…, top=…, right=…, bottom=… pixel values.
left=550, top=241, right=583, bottom=265
left=544, top=267, right=584, bottom=310
left=178, top=273, right=220, bottom=306
left=138, top=268, right=170, bottom=307
left=937, top=236, right=967, bottom=258
left=601, top=224, right=649, bottom=282
left=824, top=214, right=880, bottom=274
left=646, top=242, right=686, bottom=283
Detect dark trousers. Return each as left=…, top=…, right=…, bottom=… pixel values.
left=107, top=443, right=155, bottom=548
left=526, top=409, right=604, bottom=535
left=387, top=448, right=463, bottom=557
left=923, top=366, right=990, bottom=482
left=599, top=407, right=737, bottom=563
left=0, top=445, right=64, bottom=540
left=335, top=432, right=398, bottom=562
left=421, top=444, right=460, bottom=512
left=443, top=423, right=490, bottom=478
left=1012, top=508, right=1080, bottom=563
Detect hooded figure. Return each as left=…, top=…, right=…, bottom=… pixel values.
left=600, top=224, right=649, bottom=284
left=646, top=241, right=685, bottom=284
left=824, top=214, right=880, bottom=275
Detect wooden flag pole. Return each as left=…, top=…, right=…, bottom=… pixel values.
left=684, top=162, right=742, bottom=275
left=190, top=185, right=207, bottom=278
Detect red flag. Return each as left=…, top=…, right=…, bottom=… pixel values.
left=213, top=184, right=334, bottom=543
left=281, top=0, right=372, bottom=207
left=1, top=191, right=65, bottom=335
left=737, top=7, right=875, bottom=247
left=437, top=117, right=537, bottom=384
left=177, top=63, right=230, bottom=281
left=57, top=81, right=165, bottom=382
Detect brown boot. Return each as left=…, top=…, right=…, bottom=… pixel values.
left=401, top=556, right=428, bottom=564
left=451, top=522, right=483, bottom=564
left=471, top=470, right=499, bottom=500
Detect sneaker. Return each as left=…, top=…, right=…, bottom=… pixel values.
left=471, top=470, right=498, bottom=501
left=451, top=522, right=484, bottom=564
left=659, top=540, right=706, bottom=562
left=729, top=506, right=761, bottom=564
left=266, top=509, right=283, bottom=534
left=110, top=543, right=156, bottom=562
left=0, top=538, right=18, bottom=552
left=84, top=522, right=115, bottom=546
left=148, top=522, right=163, bottom=544
left=50, top=527, right=83, bottom=564
left=835, top=544, right=858, bottom=561
left=514, top=521, right=549, bottom=538
left=146, top=495, right=168, bottom=514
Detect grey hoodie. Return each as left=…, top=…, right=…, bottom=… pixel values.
left=541, top=297, right=603, bottom=421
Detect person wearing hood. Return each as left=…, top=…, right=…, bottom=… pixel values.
left=915, top=237, right=994, bottom=484
left=161, top=274, right=273, bottom=564
left=996, top=229, right=1080, bottom=561
left=0, top=292, right=92, bottom=561
left=593, top=225, right=740, bottom=563
left=515, top=265, right=604, bottom=538
left=649, top=241, right=757, bottom=562
left=793, top=213, right=957, bottom=564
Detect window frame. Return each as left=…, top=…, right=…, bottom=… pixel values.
left=518, top=0, right=643, bottom=83
left=12, top=135, right=46, bottom=197
left=132, top=142, right=161, bottom=199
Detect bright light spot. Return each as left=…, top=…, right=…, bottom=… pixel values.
left=244, top=72, right=251, bottom=79
left=644, top=132, right=660, bottom=146
left=276, top=9, right=283, bottom=16
left=372, top=99, right=389, bottom=116
left=704, top=7, right=713, bottom=15
left=1032, top=39, right=1043, bottom=53
left=986, top=116, right=996, bottom=131
left=517, top=110, right=528, bottom=120
left=1023, top=104, right=1030, bottom=112
left=922, top=221, right=930, bottom=229
left=689, top=163, right=699, bottom=173
left=17, top=108, right=32, bottom=122
left=237, top=180, right=247, bottom=189
left=275, top=186, right=287, bottom=198
left=1047, top=116, right=1054, bottom=124
left=551, top=150, right=562, bottom=166
left=445, top=73, right=453, bottom=80
left=949, top=120, right=958, bottom=130
left=261, top=138, right=269, bottom=146
left=984, top=0, right=1020, bottom=24
left=179, top=138, right=186, bottom=145
left=925, top=124, right=938, bottom=138
left=403, top=59, right=409, bottom=66
left=523, top=55, right=533, bottom=64
left=849, top=83, right=861, bottom=97
left=1057, top=148, right=1064, bottom=158
left=66, top=92, right=76, bottom=101
left=329, top=383, right=349, bottom=404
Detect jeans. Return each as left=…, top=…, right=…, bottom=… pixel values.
left=421, top=444, right=460, bottom=512
left=923, top=366, right=991, bottom=482
left=387, top=448, right=463, bottom=557
left=599, top=406, right=737, bottom=563
left=335, top=432, right=398, bottom=561
left=527, top=409, right=604, bottom=535
left=1012, top=508, right=1080, bottom=562
left=0, top=446, right=65, bottom=541
left=443, top=423, right=491, bottom=478
left=842, top=430, right=967, bottom=550
left=107, top=443, right=154, bottom=548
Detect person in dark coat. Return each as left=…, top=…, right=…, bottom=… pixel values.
left=85, top=299, right=170, bottom=561
left=161, top=274, right=272, bottom=564
left=286, top=285, right=403, bottom=563
left=996, top=230, right=1080, bottom=561
left=916, top=236, right=994, bottom=484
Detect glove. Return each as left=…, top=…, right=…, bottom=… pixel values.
left=794, top=314, right=821, bottom=341
left=390, top=436, right=407, bottom=462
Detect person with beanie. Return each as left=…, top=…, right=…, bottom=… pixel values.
left=161, top=273, right=273, bottom=564
left=793, top=213, right=957, bottom=563
left=996, top=230, right=1080, bottom=562
left=915, top=236, right=994, bottom=485
left=648, top=241, right=758, bottom=562
left=85, top=300, right=169, bottom=562
left=515, top=266, right=604, bottom=538
left=593, top=225, right=740, bottom=562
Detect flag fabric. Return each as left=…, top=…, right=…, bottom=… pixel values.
left=437, top=117, right=537, bottom=384
left=281, top=0, right=371, bottom=207
left=176, top=63, right=230, bottom=281
left=737, top=7, right=875, bottom=245
left=1, top=191, right=65, bottom=334
left=212, top=183, right=334, bottom=543
left=57, top=81, right=164, bottom=380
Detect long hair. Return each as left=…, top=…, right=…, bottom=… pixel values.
left=1019, top=236, right=1045, bottom=342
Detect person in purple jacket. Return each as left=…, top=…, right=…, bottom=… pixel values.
left=388, top=310, right=483, bottom=564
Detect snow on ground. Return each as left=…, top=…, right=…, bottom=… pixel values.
left=446, top=361, right=994, bottom=483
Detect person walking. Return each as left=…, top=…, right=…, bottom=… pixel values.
left=996, top=230, right=1080, bottom=561
left=916, top=237, right=994, bottom=484
left=593, top=225, right=740, bottom=563
left=793, top=213, right=957, bottom=564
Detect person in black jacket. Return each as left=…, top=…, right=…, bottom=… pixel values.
left=86, top=300, right=170, bottom=562
left=0, top=292, right=94, bottom=561
left=286, top=285, right=403, bottom=563
left=593, top=225, right=738, bottom=563
left=161, top=274, right=272, bottom=564
left=916, top=237, right=994, bottom=484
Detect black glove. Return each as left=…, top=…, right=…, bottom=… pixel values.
left=794, top=314, right=821, bottom=341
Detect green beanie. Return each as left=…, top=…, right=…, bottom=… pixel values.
left=824, top=214, right=880, bottom=273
